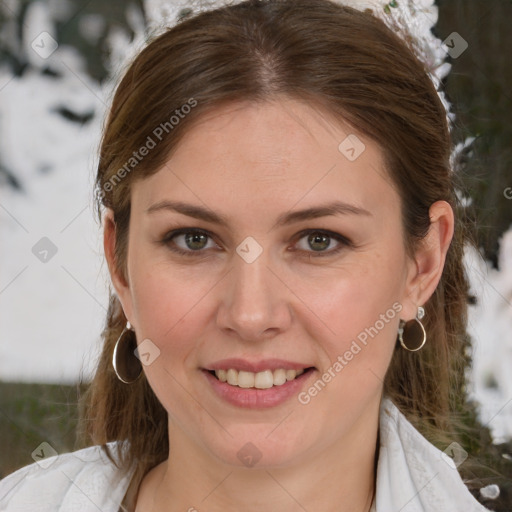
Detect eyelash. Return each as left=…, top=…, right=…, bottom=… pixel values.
left=160, top=228, right=354, bottom=259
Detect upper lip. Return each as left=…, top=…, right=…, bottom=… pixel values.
left=204, top=358, right=315, bottom=373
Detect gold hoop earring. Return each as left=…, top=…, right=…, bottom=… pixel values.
left=398, top=306, right=426, bottom=352
left=112, top=321, right=143, bottom=384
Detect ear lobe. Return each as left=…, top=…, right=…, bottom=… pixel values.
left=402, top=200, right=454, bottom=320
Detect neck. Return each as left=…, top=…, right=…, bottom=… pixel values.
left=134, top=401, right=380, bottom=512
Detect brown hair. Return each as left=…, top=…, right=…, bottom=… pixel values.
left=80, top=0, right=494, bottom=498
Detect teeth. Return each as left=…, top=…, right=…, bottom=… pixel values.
left=227, top=369, right=238, bottom=386
left=257, top=370, right=276, bottom=389
left=238, top=370, right=256, bottom=388
left=213, top=368, right=307, bottom=389
left=286, top=369, right=297, bottom=381
left=273, top=368, right=287, bottom=386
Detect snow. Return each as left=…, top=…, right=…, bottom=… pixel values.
left=0, top=60, right=109, bottom=384
left=480, top=484, right=501, bottom=500
left=465, top=233, right=512, bottom=444
left=0, top=0, right=511, bottom=445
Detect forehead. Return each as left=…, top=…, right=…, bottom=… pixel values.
left=131, top=97, right=398, bottom=224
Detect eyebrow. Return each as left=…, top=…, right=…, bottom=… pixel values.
left=146, top=199, right=372, bottom=227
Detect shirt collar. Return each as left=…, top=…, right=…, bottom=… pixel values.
left=372, top=396, right=490, bottom=512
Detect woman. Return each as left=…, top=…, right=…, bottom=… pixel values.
left=0, top=0, right=496, bottom=510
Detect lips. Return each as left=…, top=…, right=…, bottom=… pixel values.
left=202, top=365, right=316, bottom=408
left=203, top=357, right=316, bottom=393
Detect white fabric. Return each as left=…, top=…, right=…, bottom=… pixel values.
left=0, top=396, right=492, bottom=511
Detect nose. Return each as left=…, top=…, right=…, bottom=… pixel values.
left=216, top=247, right=292, bottom=342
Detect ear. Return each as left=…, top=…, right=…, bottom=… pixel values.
left=103, top=208, right=135, bottom=325
left=401, top=200, right=455, bottom=320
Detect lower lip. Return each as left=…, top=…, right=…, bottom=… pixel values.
left=202, top=368, right=316, bottom=409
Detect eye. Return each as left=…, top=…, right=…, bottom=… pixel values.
left=292, top=229, right=353, bottom=258
left=160, top=228, right=353, bottom=258
left=161, top=228, right=218, bottom=256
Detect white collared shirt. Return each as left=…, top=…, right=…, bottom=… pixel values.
left=0, top=396, right=493, bottom=511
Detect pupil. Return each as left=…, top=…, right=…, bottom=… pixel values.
left=309, top=233, right=329, bottom=251
left=186, top=233, right=207, bottom=250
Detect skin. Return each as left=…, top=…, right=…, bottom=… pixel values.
left=104, top=97, right=454, bottom=512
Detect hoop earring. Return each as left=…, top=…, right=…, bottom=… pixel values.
left=398, top=306, right=426, bottom=352
left=112, top=321, right=143, bottom=384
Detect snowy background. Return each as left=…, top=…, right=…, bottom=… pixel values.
left=0, top=0, right=511, bottom=447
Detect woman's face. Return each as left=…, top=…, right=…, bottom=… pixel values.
left=107, top=97, right=424, bottom=469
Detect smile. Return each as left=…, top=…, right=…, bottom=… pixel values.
left=202, top=367, right=317, bottom=408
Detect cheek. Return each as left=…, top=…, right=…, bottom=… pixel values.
left=129, top=265, right=213, bottom=420
left=300, top=252, right=405, bottom=374
left=128, top=253, right=220, bottom=372
left=294, top=269, right=402, bottom=430
left=129, top=239, right=200, bottom=327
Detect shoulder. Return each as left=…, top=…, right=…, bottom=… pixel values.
left=0, top=442, right=133, bottom=512
left=376, top=396, right=492, bottom=512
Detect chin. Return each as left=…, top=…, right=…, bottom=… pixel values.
left=207, top=429, right=308, bottom=470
